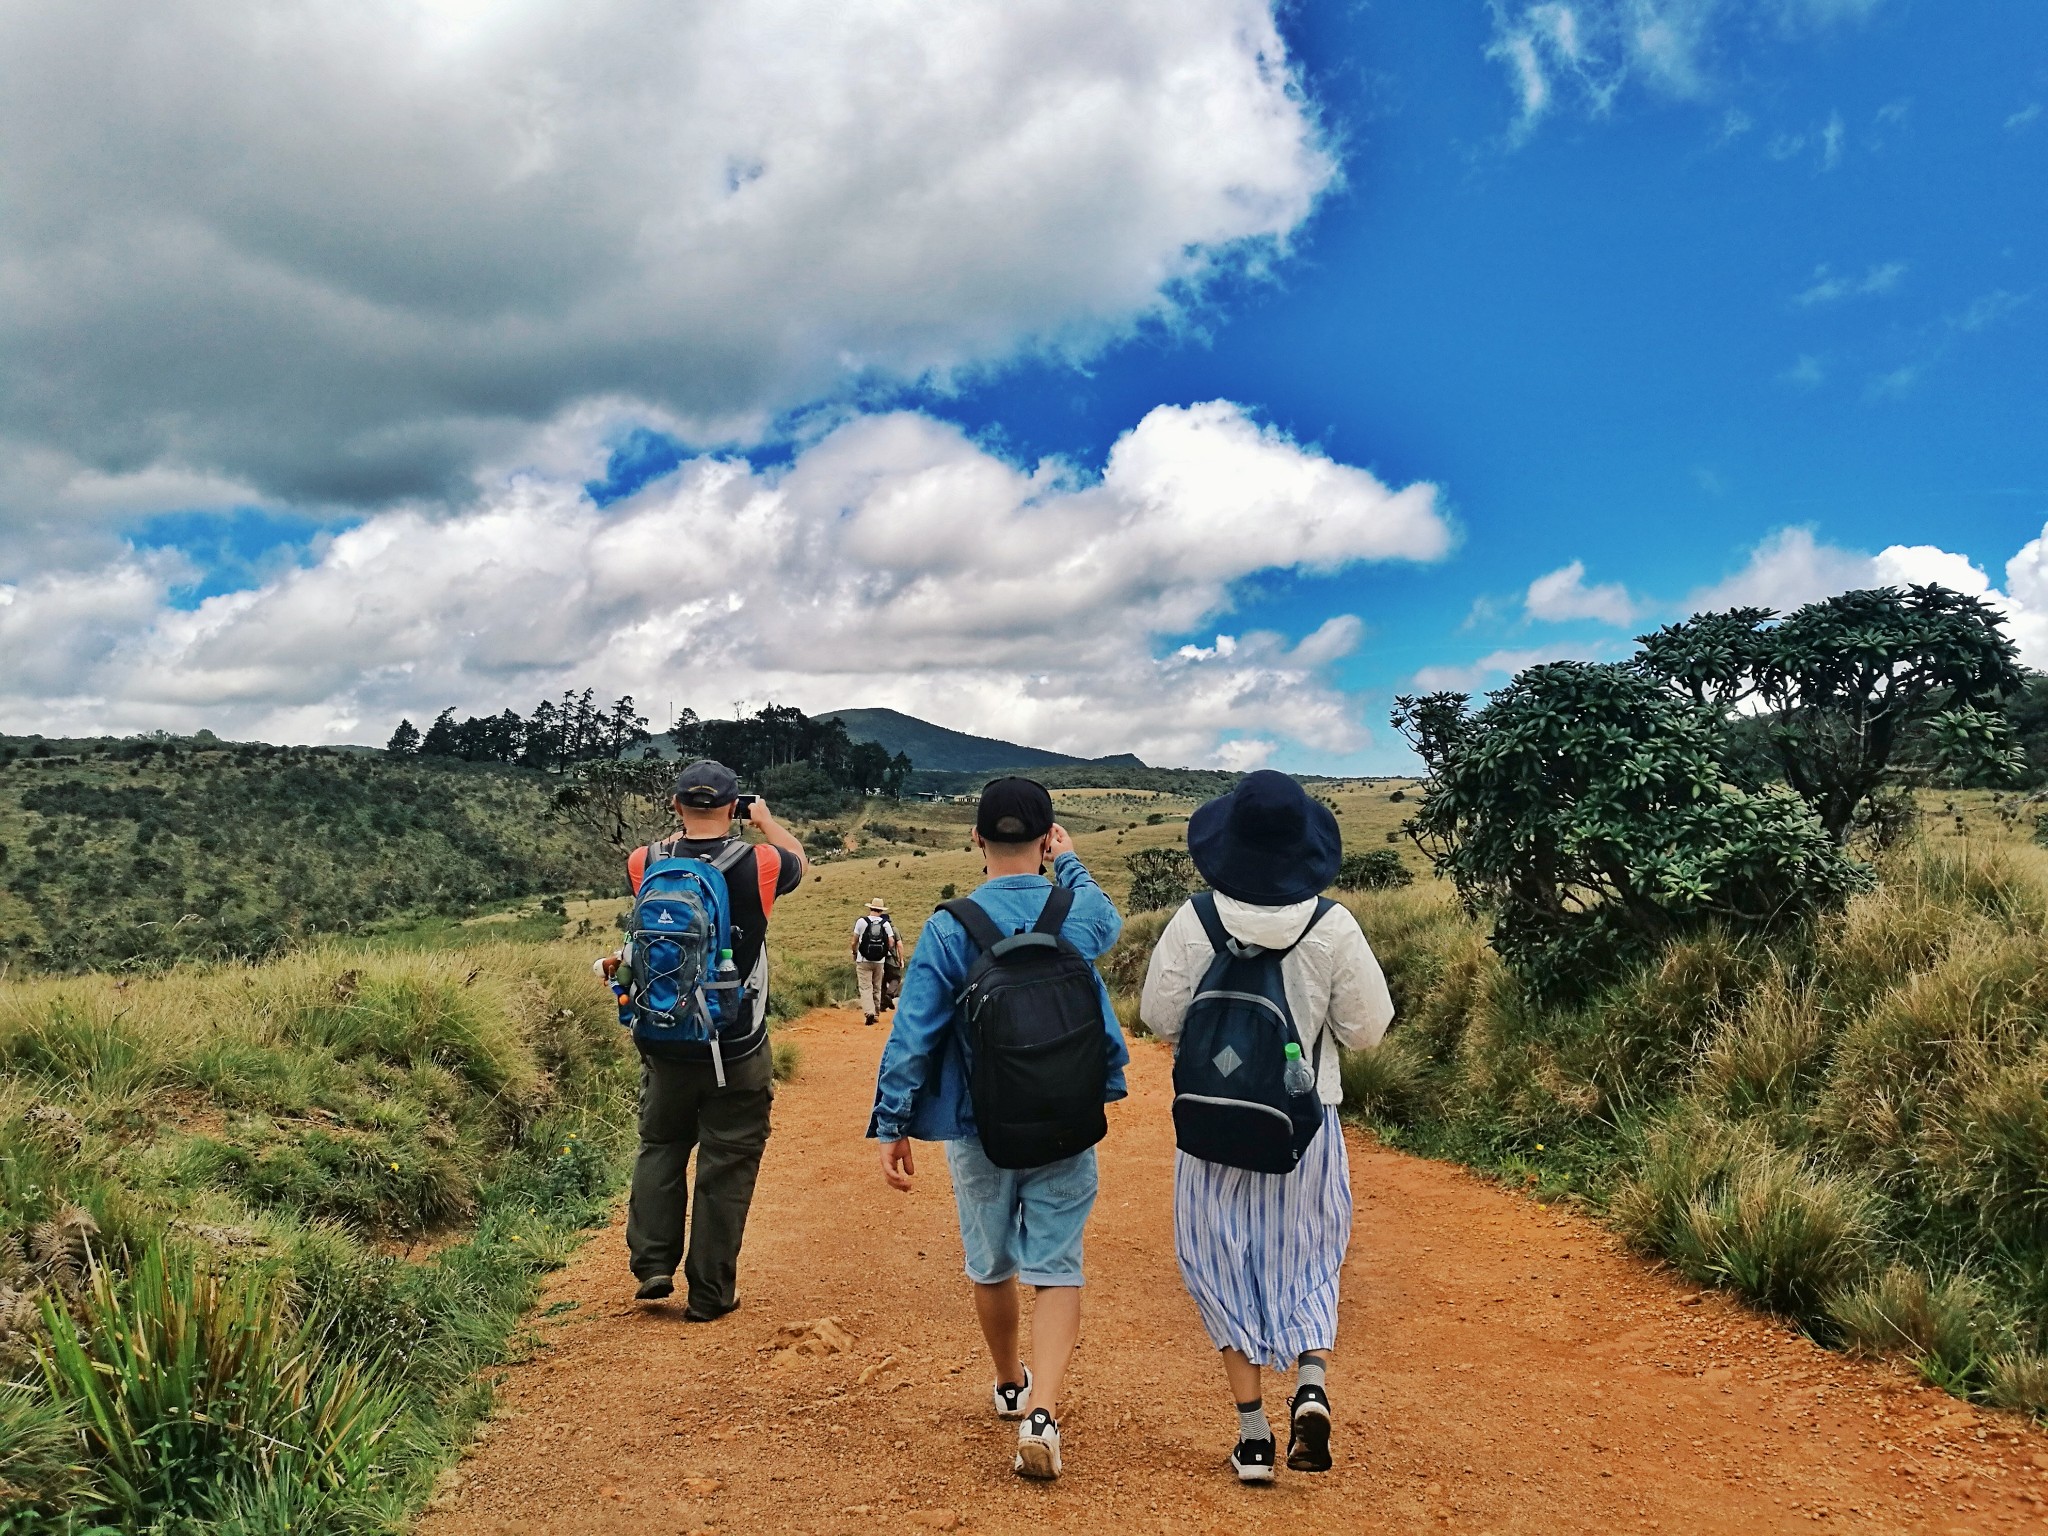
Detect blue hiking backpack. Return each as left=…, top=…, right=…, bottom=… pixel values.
left=622, top=837, right=752, bottom=1077
left=1169, top=892, right=1335, bottom=1174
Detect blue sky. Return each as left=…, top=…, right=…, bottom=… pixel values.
left=3, top=2, right=2044, bottom=769
left=932, top=1, right=2048, bottom=760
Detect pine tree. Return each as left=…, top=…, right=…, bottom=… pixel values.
left=385, top=718, right=422, bottom=756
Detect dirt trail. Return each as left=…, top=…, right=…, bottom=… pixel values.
left=423, top=1009, right=2048, bottom=1536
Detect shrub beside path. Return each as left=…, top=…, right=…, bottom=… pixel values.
left=421, top=1010, right=2047, bottom=1535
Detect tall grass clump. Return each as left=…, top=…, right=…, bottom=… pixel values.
left=0, top=937, right=638, bottom=1530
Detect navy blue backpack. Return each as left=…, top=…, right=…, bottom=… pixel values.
left=1169, top=892, right=1334, bottom=1174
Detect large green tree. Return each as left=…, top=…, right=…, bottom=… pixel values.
left=1636, top=585, right=2024, bottom=840
left=1395, top=663, right=1868, bottom=997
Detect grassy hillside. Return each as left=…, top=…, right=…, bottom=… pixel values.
left=1094, top=792, right=2048, bottom=1422
left=0, top=742, right=613, bottom=973
left=0, top=938, right=636, bottom=1532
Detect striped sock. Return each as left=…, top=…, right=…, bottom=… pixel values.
left=1296, top=1354, right=1328, bottom=1393
left=1236, top=1401, right=1270, bottom=1441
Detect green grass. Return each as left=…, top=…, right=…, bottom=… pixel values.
left=0, top=940, right=637, bottom=1531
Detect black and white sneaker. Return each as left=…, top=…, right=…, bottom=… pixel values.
left=1286, top=1383, right=1332, bottom=1472
left=1231, top=1436, right=1278, bottom=1484
left=1014, top=1408, right=1062, bottom=1480
left=992, top=1366, right=1033, bottom=1420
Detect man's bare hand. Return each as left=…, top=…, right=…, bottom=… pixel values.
left=881, top=1138, right=916, bottom=1191
left=745, top=798, right=772, bottom=827
left=1044, top=823, right=1076, bottom=861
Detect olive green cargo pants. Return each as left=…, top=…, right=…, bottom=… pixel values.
left=624, top=1042, right=774, bottom=1316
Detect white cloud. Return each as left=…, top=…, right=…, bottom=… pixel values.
left=1524, top=559, right=1640, bottom=625
left=1688, top=526, right=2048, bottom=670
left=1781, top=354, right=1826, bottom=388
left=0, top=1, right=1332, bottom=511
left=1820, top=109, right=1846, bottom=169
left=1864, top=365, right=1919, bottom=402
left=1793, top=260, right=1906, bottom=306
left=1410, top=645, right=1597, bottom=694
left=0, top=402, right=1449, bottom=769
left=2007, top=103, right=2042, bottom=132
left=1686, top=526, right=1876, bottom=612
left=1484, top=1, right=1889, bottom=137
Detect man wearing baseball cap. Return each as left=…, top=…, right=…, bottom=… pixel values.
left=868, top=777, right=1129, bottom=1481
left=622, top=759, right=807, bottom=1319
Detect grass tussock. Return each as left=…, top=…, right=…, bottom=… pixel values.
left=0, top=939, right=636, bottom=1533
left=1105, top=833, right=2048, bottom=1422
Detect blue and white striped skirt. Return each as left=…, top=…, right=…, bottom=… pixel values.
left=1173, top=1104, right=1352, bottom=1368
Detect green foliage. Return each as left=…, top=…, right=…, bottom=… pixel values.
left=38, top=1248, right=403, bottom=1528
left=757, top=761, right=851, bottom=819
left=0, top=748, right=610, bottom=973
left=670, top=704, right=910, bottom=796
left=1334, top=849, right=1413, bottom=890
left=0, top=941, right=638, bottom=1528
left=1395, top=663, right=1868, bottom=997
left=1637, top=585, right=2025, bottom=838
left=1122, top=847, right=1202, bottom=913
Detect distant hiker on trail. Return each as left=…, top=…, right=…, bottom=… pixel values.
left=1138, top=769, right=1393, bottom=1485
left=851, top=897, right=901, bottom=1026
left=602, top=759, right=806, bottom=1321
left=868, top=777, right=1128, bottom=1483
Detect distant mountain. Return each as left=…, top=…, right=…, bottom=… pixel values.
left=822, top=708, right=1146, bottom=775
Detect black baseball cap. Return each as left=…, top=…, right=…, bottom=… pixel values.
left=976, top=777, right=1055, bottom=843
left=671, top=759, right=739, bottom=808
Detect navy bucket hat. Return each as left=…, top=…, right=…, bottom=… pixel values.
left=1186, top=769, right=1342, bottom=907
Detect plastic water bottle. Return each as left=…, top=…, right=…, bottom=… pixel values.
left=1283, top=1041, right=1315, bottom=1097
left=715, top=948, right=738, bottom=985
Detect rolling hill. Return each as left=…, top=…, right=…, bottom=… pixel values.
left=820, top=707, right=1146, bottom=774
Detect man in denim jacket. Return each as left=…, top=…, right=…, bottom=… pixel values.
left=869, top=777, right=1128, bottom=1482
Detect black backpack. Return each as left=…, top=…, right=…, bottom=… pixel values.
left=1170, top=892, right=1334, bottom=1175
left=941, top=886, right=1110, bottom=1171
left=858, top=916, right=894, bottom=961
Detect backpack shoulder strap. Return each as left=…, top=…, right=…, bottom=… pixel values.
left=1274, top=897, right=1337, bottom=957
left=1031, top=884, right=1076, bottom=936
left=1189, top=891, right=1232, bottom=955
left=938, top=897, right=1006, bottom=956
left=708, top=837, right=750, bottom=875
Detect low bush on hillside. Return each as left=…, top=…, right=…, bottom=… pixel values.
left=0, top=942, right=636, bottom=1531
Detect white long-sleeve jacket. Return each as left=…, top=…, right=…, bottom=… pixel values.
left=1138, top=894, right=1395, bottom=1106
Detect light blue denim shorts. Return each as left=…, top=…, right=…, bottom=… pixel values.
left=944, top=1136, right=1098, bottom=1288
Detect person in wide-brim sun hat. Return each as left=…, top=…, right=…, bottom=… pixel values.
left=1139, top=769, right=1395, bottom=1486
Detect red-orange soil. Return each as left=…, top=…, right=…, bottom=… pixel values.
left=420, top=1008, right=2048, bottom=1535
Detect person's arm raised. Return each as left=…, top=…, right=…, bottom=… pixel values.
left=744, top=798, right=807, bottom=867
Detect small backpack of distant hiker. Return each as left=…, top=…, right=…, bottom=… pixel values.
left=942, top=888, right=1109, bottom=1170
left=1170, top=892, right=1334, bottom=1174
left=623, top=837, right=751, bottom=1074
left=858, top=916, right=894, bottom=961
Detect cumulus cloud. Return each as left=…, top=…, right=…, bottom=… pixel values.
left=0, top=402, right=1449, bottom=768
left=1485, top=1, right=1889, bottom=138
left=0, top=0, right=1331, bottom=515
left=1524, top=559, right=1640, bottom=625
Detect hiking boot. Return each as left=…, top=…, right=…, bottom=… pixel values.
left=1231, top=1436, right=1278, bottom=1484
left=992, top=1365, right=1033, bottom=1420
left=864, top=1014, right=876, bottom=1027
left=682, top=1298, right=740, bottom=1324
left=1014, top=1408, right=1061, bottom=1480
left=634, top=1273, right=674, bottom=1302
left=1286, top=1383, right=1332, bottom=1472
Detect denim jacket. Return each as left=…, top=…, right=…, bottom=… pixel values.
left=866, top=853, right=1129, bottom=1144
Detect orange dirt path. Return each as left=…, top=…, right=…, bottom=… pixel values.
left=421, top=1008, right=2048, bottom=1535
